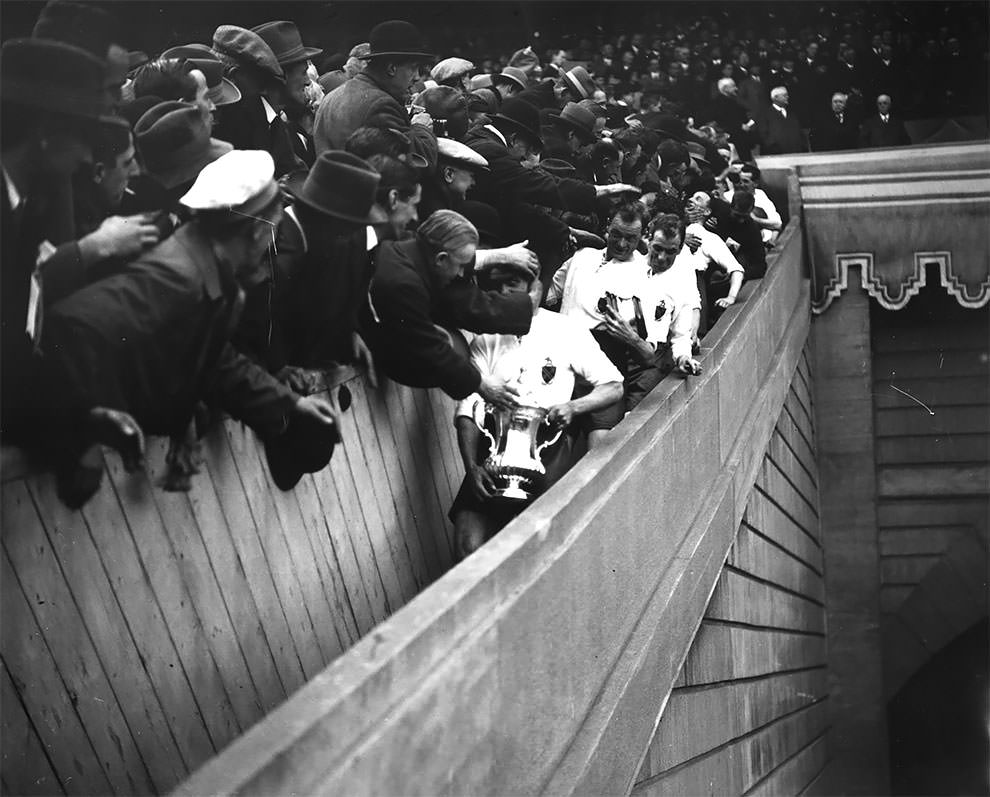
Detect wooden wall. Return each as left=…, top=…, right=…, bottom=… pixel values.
left=0, top=376, right=462, bottom=796
left=175, top=219, right=812, bottom=797
left=870, top=288, right=990, bottom=620
left=631, top=344, right=828, bottom=796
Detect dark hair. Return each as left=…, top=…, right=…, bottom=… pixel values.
left=610, top=201, right=645, bottom=228
left=92, top=121, right=132, bottom=166
left=648, top=212, right=684, bottom=240
left=739, top=162, right=761, bottom=181
left=345, top=126, right=412, bottom=160
left=592, top=140, right=620, bottom=164
left=612, top=127, right=643, bottom=153
left=133, top=59, right=198, bottom=103
left=475, top=263, right=534, bottom=292
left=366, top=154, right=419, bottom=204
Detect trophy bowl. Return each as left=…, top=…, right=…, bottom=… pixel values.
left=474, top=403, right=563, bottom=502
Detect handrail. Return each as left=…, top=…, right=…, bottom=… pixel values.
left=175, top=212, right=812, bottom=796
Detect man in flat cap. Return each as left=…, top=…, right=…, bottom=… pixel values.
left=211, top=25, right=305, bottom=178
left=419, top=137, right=490, bottom=217
left=314, top=20, right=437, bottom=164
left=431, top=57, right=475, bottom=93
left=38, top=151, right=339, bottom=506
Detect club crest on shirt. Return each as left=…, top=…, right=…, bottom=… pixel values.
left=541, top=358, right=556, bottom=384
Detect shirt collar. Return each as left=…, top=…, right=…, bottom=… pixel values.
left=261, top=96, right=279, bottom=124
left=284, top=205, right=307, bottom=253
left=2, top=165, right=23, bottom=211
left=483, top=124, right=507, bottom=146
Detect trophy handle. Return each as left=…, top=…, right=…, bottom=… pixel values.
left=472, top=400, right=499, bottom=454
left=535, top=419, right=564, bottom=459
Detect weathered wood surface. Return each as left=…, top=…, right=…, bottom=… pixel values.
left=172, top=217, right=810, bottom=796
left=0, top=375, right=461, bottom=796
left=632, top=343, right=827, bottom=796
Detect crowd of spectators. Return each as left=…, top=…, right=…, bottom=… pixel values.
left=2, top=2, right=985, bottom=557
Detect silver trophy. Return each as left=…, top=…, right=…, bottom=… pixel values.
left=474, top=403, right=564, bottom=501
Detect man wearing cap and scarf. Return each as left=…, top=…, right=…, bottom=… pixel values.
left=418, top=137, right=490, bottom=218
left=233, top=150, right=382, bottom=384
left=252, top=21, right=323, bottom=168
left=314, top=20, right=437, bottom=164
left=450, top=262, right=623, bottom=560
left=211, top=25, right=306, bottom=179
left=38, top=151, right=339, bottom=506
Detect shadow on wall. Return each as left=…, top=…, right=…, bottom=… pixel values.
left=887, top=618, right=989, bottom=796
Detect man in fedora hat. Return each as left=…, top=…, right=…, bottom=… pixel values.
left=159, top=46, right=244, bottom=120
left=544, top=101, right=598, bottom=169
left=1, top=37, right=123, bottom=446
left=130, top=100, right=234, bottom=214
left=211, top=25, right=305, bottom=179
left=492, top=66, right=528, bottom=100
left=449, top=262, right=623, bottom=560
left=234, top=150, right=382, bottom=383
left=252, top=21, right=323, bottom=167
left=38, top=150, right=339, bottom=506
left=314, top=20, right=436, bottom=162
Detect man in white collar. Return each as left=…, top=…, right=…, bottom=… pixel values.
left=546, top=203, right=664, bottom=444
left=858, top=93, right=911, bottom=148
left=450, top=263, right=622, bottom=559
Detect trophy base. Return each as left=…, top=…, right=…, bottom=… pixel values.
left=492, top=474, right=533, bottom=502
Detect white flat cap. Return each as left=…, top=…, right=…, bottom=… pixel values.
left=437, top=138, right=489, bottom=171
left=431, top=57, right=474, bottom=83
left=180, top=150, right=278, bottom=213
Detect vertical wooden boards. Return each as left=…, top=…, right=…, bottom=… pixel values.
left=2, top=368, right=470, bottom=795
left=635, top=350, right=828, bottom=794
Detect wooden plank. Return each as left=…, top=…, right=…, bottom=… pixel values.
left=877, top=464, right=990, bottom=497
left=102, top=449, right=241, bottom=753
left=872, top=377, right=989, bottom=408
left=199, top=431, right=307, bottom=698
left=224, top=422, right=325, bottom=681
left=181, top=451, right=289, bottom=715
left=746, top=733, right=829, bottom=797
left=782, top=391, right=817, bottom=467
left=242, top=432, right=346, bottom=666
left=635, top=701, right=828, bottom=796
left=879, top=554, right=942, bottom=585
left=707, top=569, right=826, bottom=634
left=730, top=526, right=825, bottom=603
left=872, top=349, right=988, bottom=380
left=337, top=380, right=415, bottom=608
left=767, top=430, right=818, bottom=512
left=648, top=669, right=827, bottom=773
left=325, top=416, right=393, bottom=629
left=428, top=389, right=465, bottom=499
left=745, top=489, right=823, bottom=573
left=680, top=622, right=826, bottom=686
left=25, top=471, right=188, bottom=793
left=141, top=438, right=266, bottom=732
left=875, top=405, right=990, bottom=437
left=876, top=433, right=990, bottom=465
left=1, top=659, right=63, bottom=796
left=0, top=546, right=114, bottom=795
left=395, top=382, right=454, bottom=574
left=790, top=360, right=815, bottom=425
left=6, top=478, right=159, bottom=795
left=773, top=410, right=819, bottom=490
left=290, top=470, right=361, bottom=649
left=377, top=379, right=446, bottom=582
left=878, top=526, right=970, bottom=556
left=877, top=497, right=988, bottom=529
left=362, top=379, right=432, bottom=593
left=762, top=457, right=820, bottom=535
left=408, top=386, right=457, bottom=561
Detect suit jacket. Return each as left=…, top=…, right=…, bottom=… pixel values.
left=738, top=77, right=769, bottom=120
left=858, top=114, right=911, bottom=148
left=313, top=71, right=435, bottom=164
left=40, top=221, right=298, bottom=438
left=213, top=96, right=306, bottom=179
left=364, top=237, right=533, bottom=398
left=811, top=112, right=859, bottom=151
left=758, top=106, right=805, bottom=155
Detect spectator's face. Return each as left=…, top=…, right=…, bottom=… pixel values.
left=880, top=45, right=893, bottom=60
left=773, top=89, right=789, bottom=107
left=832, top=95, right=847, bottom=113
left=444, top=165, right=475, bottom=199
left=96, top=135, right=140, bottom=209
left=388, top=184, right=421, bottom=236
left=435, top=241, right=477, bottom=284
left=872, top=34, right=883, bottom=49
left=603, top=44, right=615, bottom=58
left=622, top=51, right=634, bottom=66
left=605, top=217, right=642, bottom=261
left=877, top=96, right=891, bottom=113
left=284, top=61, right=310, bottom=105
left=390, top=60, right=426, bottom=98
left=189, top=69, right=216, bottom=128
left=739, top=170, right=757, bottom=190
left=648, top=230, right=682, bottom=272
left=723, top=79, right=738, bottom=96
left=685, top=193, right=710, bottom=224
